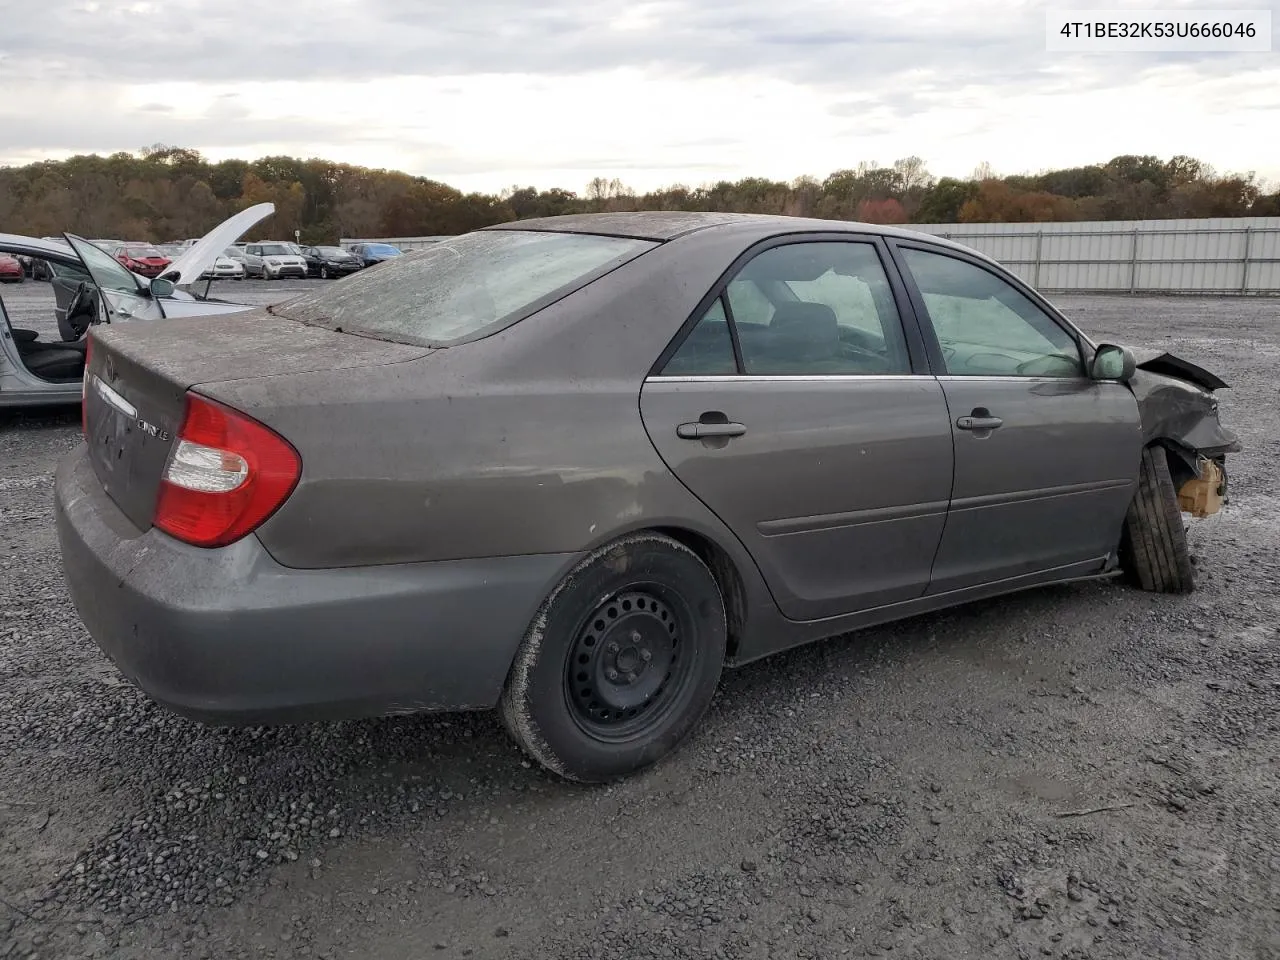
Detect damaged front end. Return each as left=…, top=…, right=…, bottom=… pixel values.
left=1128, top=351, right=1241, bottom=518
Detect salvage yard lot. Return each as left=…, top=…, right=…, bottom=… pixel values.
left=1, top=284, right=1278, bottom=960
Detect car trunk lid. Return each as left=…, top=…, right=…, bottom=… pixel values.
left=82, top=309, right=431, bottom=530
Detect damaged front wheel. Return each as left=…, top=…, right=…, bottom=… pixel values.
left=1119, top=446, right=1195, bottom=594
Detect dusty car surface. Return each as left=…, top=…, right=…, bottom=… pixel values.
left=54, top=212, right=1239, bottom=782
left=0, top=205, right=273, bottom=408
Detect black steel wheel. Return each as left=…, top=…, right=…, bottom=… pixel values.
left=500, top=532, right=727, bottom=782
left=565, top=589, right=697, bottom=742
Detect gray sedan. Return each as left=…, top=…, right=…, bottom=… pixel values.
left=54, top=213, right=1239, bottom=782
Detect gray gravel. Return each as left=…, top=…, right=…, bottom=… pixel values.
left=2, top=282, right=1278, bottom=959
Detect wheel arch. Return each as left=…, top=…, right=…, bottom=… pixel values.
left=650, top=525, right=750, bottom=661
left=1147, top=436, right=1201, bottom=491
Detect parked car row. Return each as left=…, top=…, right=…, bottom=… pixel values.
left=17, top=236, right=405, bottom=285
left=219, top=240, right=401, bottom=279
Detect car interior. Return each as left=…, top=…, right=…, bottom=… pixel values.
left=901, top=248, right=1085, bottom=378
left=661, top=242, right=911, bottom=377
left=0, top=278, right=94, bottom=383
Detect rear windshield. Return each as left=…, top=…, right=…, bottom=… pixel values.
left=273, top=230, right=658, bottom=346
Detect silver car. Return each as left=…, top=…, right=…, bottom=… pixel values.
left=1, top=205, right=274, bottom=408
left=241, top=242, right=308, bottom=279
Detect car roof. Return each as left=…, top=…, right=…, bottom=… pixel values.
left=483, top=211, right=982, bottom=257
left=0, top=233, right=82, bottom=260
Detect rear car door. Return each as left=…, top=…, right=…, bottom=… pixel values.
left=890, top=241, right=1142, bottom=593
left=640, top=236, right=954, bottom=621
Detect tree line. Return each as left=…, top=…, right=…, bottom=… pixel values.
left=1, top=145, right=1275, bottom=244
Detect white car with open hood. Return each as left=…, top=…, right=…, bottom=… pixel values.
left=0, top=203, right=275, bottom=409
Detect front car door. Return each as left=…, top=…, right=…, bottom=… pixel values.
left=65, top=236, right=166, bottom=325
left=889, top=241, right=1142, bottom=592
left=640, top=236, right=955, bottom=621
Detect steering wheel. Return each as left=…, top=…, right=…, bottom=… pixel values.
left=59, top=282, right=99, bottom=341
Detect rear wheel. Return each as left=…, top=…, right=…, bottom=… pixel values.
left=500, top=532, right=727, bottom=782
left=1119, top=446, right=1195, bottom=593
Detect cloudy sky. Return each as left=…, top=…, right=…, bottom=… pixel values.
left=0, top=0, right=1276, bottom=193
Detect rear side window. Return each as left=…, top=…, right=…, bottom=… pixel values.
left=728, top=242, right=910, bottom=376
left=276, top=231, right=657, bottom=346
left=660, top=297, right=737, bottom=376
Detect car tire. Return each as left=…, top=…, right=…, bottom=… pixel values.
left=1119, top=446, right=1195, bottom=594
left=499, top=532, right=727, bottom=783
left=320, top=266, right=330, bottom=279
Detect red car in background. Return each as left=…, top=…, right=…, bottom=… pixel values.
left=111, top=244, right=172, bottom=278
left=0, top=253, right=25, bottom=282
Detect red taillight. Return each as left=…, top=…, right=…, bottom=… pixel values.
left=81, top=336, right=92, bottom=436
left=153, top=393, right=301, bottom=548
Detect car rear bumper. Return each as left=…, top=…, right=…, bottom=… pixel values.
left=54, top=446, right=577, bottom=724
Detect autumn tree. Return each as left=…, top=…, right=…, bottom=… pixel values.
left=0, top=148, right=1264, bottom=242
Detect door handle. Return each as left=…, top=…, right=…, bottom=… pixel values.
left=677, top=421, right=747, bottom=440
left=956, top=413, right=1004, bottom=431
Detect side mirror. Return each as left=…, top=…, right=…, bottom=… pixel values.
left=149, top=277, right=177, bottom=298
left=1090, top=343, right=1136, bottom=382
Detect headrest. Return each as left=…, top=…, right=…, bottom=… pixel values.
left=767, top=301, right=840, bottom=363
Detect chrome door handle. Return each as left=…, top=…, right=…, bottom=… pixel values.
left=677, top=421, right=747, bottom=440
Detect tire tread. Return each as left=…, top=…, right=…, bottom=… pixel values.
left=1120, top=446, right=1195, bottom=593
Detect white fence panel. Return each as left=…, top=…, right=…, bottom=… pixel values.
left=349, top=218, right=1280, bottom=294
left=909, top=217, right=1280, bottom=294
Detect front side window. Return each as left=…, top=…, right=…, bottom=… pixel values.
left=274, top=230, right=657, bottom=346
left=724, top=242, right=910, bottom=376
left=66, top=236, right=143, bottom=295
left=900, top=248, right=1083, bottom=378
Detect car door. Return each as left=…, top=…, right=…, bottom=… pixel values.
left=889, top=241, right=1142, bottom=592
left=640, top=236, right=954, bottom=621
left=64, top=236, right=166, bottom=324
left=49, top=259, right=94, bottom=323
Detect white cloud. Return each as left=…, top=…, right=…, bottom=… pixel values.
left=0, top=0, right=1275, bottom=192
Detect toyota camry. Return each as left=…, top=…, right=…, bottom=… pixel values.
left=55, top=212, right=1239, bottom=782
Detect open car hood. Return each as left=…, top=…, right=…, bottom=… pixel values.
left=159, top=203, right=274, bottom=286
left=1131, top=350, right=1229, bottom=392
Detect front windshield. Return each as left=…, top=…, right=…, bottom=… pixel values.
left=223, top=247, right=243, bottom=257
left=259, top=244, right=293, bottom=256
left=274, top=230, right=656, bottom=346
left=317, top=246, right=348, bottom=256
left=125, top=246, right=164, bottom=259
left=365, top=244, right=402, bottom=256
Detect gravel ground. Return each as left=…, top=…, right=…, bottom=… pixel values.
left=2, top=281, right=1278, bottom=959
